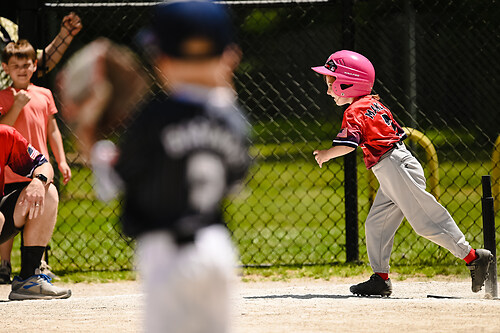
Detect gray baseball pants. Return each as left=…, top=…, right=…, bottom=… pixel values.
left=366, top=142, right=471, bottom=273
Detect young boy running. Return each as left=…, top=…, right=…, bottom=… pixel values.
left=311, top=50, right=493, bottom=297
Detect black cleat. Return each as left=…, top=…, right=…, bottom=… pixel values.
left=350, top=274, right=392, bottom=297
left=466, top=249, right=494, bottom=293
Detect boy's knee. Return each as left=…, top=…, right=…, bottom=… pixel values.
left=45, top=184, right=59, bottom=207
left=0, top=212, right=4, bottom=234
left=411, top=223, right=438, bottom=238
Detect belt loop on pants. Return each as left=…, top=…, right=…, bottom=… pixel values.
left=379, top=147, right=395, bottom=163
left=394, top=140, right=404, bottom=149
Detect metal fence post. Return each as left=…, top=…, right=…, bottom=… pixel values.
left=481, top=175, right=498, bottom=298
left=345, top=151, right=358, bottom=262
left=342, top=0, right=358, bottom=262
left=404, top=0, right=417, bottom=129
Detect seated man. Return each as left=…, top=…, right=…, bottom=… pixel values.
left=0, top=124, right=70, bottom=300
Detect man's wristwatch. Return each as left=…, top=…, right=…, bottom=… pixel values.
left=34, top=174, right=48, bottom=185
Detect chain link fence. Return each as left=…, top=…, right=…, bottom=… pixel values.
left=4, top=0, right=498, bottom=272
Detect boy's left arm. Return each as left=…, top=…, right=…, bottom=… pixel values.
left=47, top=115, right=72, bottom=184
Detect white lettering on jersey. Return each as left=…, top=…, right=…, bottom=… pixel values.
left=161, top=117, right=247, bottom=167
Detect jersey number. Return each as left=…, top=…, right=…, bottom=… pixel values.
left=381, top=114, right=398, bottom=133
left=186, top=152, right=226, bottom=213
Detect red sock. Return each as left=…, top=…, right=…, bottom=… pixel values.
left=376, top=272, right=389, bottom=280
left=463, top=248, right=477, bottom=264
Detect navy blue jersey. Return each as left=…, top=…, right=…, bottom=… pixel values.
left=114, top=86, right=251, bottom=242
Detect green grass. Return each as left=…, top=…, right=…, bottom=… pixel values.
left=57, top=270, right=137, bottom=283
left=52, top=263, right=473, bottom=283
left=240, top=263, right=473, bottom=282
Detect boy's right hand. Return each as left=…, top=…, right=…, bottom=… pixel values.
left=11, top=88, right=31, bottom=109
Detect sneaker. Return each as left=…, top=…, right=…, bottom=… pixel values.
left=466, top=249, right=494, bottom=293
left=39, top=260, right=59, bottom=281
left=0, top=260, right=12, bottom=284
left=8, top=269, right=71, bottom=300
left=350, top=274, right=392, bottom=297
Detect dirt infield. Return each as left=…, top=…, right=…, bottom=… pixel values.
left=1, top=276, right=500, bottom=332
left=0, top=281, right=142, bottom=332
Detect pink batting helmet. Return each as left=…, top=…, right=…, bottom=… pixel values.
left=311, top=50, right=375, bottom=98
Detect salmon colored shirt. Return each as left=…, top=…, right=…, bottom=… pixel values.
left=0, top=84, right=57, bottom=183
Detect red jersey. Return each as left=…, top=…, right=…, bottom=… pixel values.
left=0, top=124, right=47, bottom=196
left=332, top=95, right=407, bottom=169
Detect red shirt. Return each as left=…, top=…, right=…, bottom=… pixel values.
left=0, top=124, right=47, bottom=196
left=332, top=95, right=407, bottom=169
